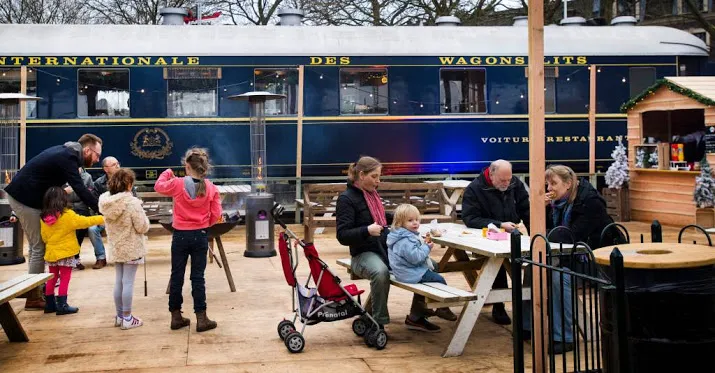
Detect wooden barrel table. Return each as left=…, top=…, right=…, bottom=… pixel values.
left=594, top=243, right=715, bottom=373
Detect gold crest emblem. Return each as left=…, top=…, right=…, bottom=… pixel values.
left=131, top=128, right=173, bottom=160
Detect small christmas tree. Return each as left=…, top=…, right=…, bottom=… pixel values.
left=605, top=140, right=630, bottom=189
left=694, top=157, right=715, bottom=208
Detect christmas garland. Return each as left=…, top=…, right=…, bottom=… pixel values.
left=620, top=79, right=715, bottom=112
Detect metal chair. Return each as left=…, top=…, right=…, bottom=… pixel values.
left=677, top=224, right=713, bottom=246
left=600, top=222, right=630, bottom=247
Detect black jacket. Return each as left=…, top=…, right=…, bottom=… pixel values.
left=547, top=178, right=621, bottom=249
left=4, top=142, right=99, bottom=212
left=462, top=169, right=531, bottom=232
left=335, top=183, right=392, bottom=265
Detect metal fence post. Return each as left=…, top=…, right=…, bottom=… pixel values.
left=651, top=220, right=662, bottom=243
left=609, top=248, right=629, bottom=372
left=511, top=231, right=524, bottom=372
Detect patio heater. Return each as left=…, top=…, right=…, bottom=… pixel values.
left=228, top=92, right=285, bottom=258
left=0, top=93, right=41, bottom=266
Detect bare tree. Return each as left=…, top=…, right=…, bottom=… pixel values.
left=0, top=0, right=92, bottom=24
left=207, top=0, right=289, bottom=25
left=302, top=0, right=421, bottom=26
left=83, top=0, right=193, bottom=24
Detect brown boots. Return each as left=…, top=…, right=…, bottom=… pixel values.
left=170, top=310, right=190, bottom=330
left=196, top=311, right=217, bottom=332
left=171, top=310, right=217, bottom=332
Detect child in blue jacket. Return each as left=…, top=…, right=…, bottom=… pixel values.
left=386, top=204, right=457, bottom=331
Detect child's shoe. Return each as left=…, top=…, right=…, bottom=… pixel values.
left=55, top=295, right=79, bottom=315
left=115, top=316, right=122, bottom=327
left=121, top=315, right=143, bottom=330
left=196, top=311, right=217, bottom=332
left=170, top=310, right=190, bottom=330
left=44, top=295, right=56, bottom=314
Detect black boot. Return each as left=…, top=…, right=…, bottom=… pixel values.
left=196, top=311, right=217, bottom=332
left=44, top=294, right=56, bottom=314
left=56, top=295, right=79, bottom=315
left=491, top=303, right=512, bottom=325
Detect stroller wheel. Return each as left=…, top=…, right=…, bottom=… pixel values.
left=277, top=320, right=296, bottom=341
left=352, top=318, right=368, bottom=336
left=284, top=331, right=305, bottom=353
left=372, top=330, right=388, bottom=350
left=363, top=324, right=378, bottom=347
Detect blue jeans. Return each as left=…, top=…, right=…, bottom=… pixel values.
left=168, top=229, right=209, bottom=313
left=420, top=268, right=446, bottom=284
left=88, top=225, right=106, bottom=260
left=523, top=271, right=574, bottom=343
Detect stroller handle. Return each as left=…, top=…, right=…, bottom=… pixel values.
left=270, top=202, right=288, bottom=229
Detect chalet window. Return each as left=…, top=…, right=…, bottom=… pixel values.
left=340, top=68, right=388, bottom=115
left=254, top=68, right=298, bottom=115
left=440, top=68, right=487, bottom=114
left=0, top=68, right=37, bottom=118
left=629, top=67, right=656, bottom=98
left=78, top=69, right=129, bottom=117
left=165, top=67, right=220, bottom=117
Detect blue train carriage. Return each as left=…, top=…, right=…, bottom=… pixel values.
left=0, top=20, right=708, bottom=184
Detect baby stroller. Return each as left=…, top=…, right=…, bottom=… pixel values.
left=271, top=203, right=388, bottom=353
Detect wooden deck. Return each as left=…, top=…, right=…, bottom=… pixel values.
left=0, top=221, right=706, bottom=372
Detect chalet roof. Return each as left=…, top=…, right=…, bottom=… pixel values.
left=621, top=77, right=715, bottom=112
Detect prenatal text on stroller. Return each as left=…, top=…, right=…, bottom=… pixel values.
left=271, top=203, right=388, bottom=353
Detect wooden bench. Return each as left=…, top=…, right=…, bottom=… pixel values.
left=297, top=182, right=456, bottom=242
left=1, top=273, right=53, bottom=342
left=336, top=258, right=478, bottom=308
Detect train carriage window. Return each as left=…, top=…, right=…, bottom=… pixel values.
left=525, top=67, right=557, bottom=113
left=78, top=69, right=129, bottom=117
left=629, top=67, right=656, bottom=98
left=440, top=68, right=487, bottom=114
left=254, top=69, right=298, bottom=115
left=165, top=67, right=220, bottom=117
left=340, top=68, right=388, bottom=115
left=0, top=68, right=37, bottom=118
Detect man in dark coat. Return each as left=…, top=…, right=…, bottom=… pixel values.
left=461, top=159, right=530, bottom=325
left=4, top=134, right=102, bottom=309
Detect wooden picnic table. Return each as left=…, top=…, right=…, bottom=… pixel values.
left=422, top=222, right=573, bottom=358
left=426, top=180, right=470, bottom=216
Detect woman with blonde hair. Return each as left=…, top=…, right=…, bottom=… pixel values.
left=544, top=164, right=620, bottom=248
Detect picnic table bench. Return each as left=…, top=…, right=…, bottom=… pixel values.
left=336, top=258, right=479, bottom=308
left=297, top=182, right=456, bottom=242
left=1, top=273, right=53, bottom=342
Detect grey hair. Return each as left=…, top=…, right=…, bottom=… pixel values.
left=102, top=156, right=119, bottom=167
left=489, top=159, right=512, bottom=173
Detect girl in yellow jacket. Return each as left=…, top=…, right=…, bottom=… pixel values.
left=41, top=186, right=104, bottom=315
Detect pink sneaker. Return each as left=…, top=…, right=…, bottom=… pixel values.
left=121, top=315, right=143, bottom=330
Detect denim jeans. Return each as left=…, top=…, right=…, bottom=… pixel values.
left=88, top=225, right=106, bottom=260
left=168, top=229, right=208, bottom=313
left=410, top=259, right=445, bottom=319
left=523, top=270, right=574, bottom=343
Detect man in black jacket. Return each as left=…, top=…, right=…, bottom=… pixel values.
left=462, top=159, right=530, bottom=325
left=4, top=134, right=102, bottom=310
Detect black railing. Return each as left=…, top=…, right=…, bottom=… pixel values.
left=511, top=231, right=629, bottom=373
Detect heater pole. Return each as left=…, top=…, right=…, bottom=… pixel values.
left=295, top=65, right=305, bottom=223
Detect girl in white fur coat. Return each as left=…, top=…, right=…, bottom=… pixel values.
left=98, top=168, right=150, bottom=330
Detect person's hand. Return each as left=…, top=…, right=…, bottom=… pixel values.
left=9, top=216, right=17, bottom=223
left=545, top=191, right=555, bottom=206
left=64, top=186, right=73, bottom=194
left=427, top=242, right=434, bottom=250
left=500, top=222, right=517, bottom=232
left=367, top=222, right=383, bottom=237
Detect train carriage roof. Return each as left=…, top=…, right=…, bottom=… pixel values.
left=0, top=24, right=708, bottom=57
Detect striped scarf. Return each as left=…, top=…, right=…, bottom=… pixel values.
left=360, top=186, right=387, bottom=226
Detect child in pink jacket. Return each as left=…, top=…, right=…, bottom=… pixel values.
left=154, top=147, right=222, bottom=332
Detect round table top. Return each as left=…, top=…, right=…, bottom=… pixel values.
left=594, top=243, right=715, bottom=269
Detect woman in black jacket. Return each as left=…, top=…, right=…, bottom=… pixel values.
left=335, top=156, right=446, bottom=332
left=545, top=165, right=621, bottom=249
